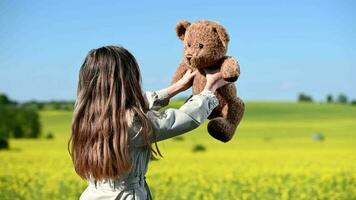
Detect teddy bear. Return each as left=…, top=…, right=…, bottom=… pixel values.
left=171, top=20, right=245, bottom=142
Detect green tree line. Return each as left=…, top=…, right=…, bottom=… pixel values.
left=298, top=93, right=356, bottom=105
left=22, top=100, right=74, bottom=110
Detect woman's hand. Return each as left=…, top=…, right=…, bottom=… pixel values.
left=168, top=69, right=197, bottom=97
left=204, top=68, right=230, bottom=92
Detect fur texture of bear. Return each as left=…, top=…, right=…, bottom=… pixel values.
left=171, top=20, right=245, bottom=142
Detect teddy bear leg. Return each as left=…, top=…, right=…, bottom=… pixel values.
left=207, top=97, right=245, bottom=142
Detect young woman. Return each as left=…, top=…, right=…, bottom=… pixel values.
left=69, top=45, right=229, bottom=200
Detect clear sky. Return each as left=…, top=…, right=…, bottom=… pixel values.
left=0, top=0, right=355, bottom=102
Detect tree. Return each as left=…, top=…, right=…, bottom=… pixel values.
left=0, top=94, right=10, bottom=105
left=22, top=100, right=45, bottom=110
left=0, top=104, right=41, bottom=140
left=0, top=137, right=8, bottom=149
left=0, top=93, right=17, bottom=106
left=326, top=94, right=333, bottom=103
left=0, top=106, right=11, bottom=149
left=0, top=93, right=42, bottom=150
left=337, top=93, right=348, bottom=104
left=13, top=107, right=41, bottom=138
left=351, top=100, right=356, bottom=106
left=298, top=93, right=313, bottom=102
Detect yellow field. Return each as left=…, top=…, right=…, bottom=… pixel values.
left=1, top=102, right=356, bottom=200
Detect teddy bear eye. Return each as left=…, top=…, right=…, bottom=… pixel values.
left=187, top=43, right=191, bottom=47
left=199, top=43, right=204, bottom=49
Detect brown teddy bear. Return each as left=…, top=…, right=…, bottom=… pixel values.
left=171, top=20, right=245, bottom=142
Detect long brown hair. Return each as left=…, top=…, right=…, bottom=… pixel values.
left=68, top=45, right=160, bottom=181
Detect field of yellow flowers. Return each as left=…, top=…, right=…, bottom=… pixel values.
left=1, top=102, right=355, bottom=200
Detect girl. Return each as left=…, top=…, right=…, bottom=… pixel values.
left=69, top=45, right=229, bottom=200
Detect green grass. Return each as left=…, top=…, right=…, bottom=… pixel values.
left=1, top=102, right=356, bottom=200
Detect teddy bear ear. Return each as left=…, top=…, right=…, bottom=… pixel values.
left=176, top=20, right=191, bottom=41
left=212, top=26, right=230, bottom=48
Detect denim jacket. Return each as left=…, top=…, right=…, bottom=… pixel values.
left=80, top=88, right=219, bottom=200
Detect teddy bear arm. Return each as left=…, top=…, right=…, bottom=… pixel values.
left=221, top=56, right=240, bottom=82
left=171, top=63, right=188, bottom=84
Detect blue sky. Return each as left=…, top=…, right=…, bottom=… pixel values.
left=0, top=0, right=355, bottom=102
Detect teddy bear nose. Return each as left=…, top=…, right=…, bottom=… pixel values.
left=186, top=54, right=192, bottom=61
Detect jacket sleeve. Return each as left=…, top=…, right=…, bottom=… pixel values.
left=148, top=89, right=219, bottom=142
left=143, top=88, right=171, bottom=111
left=129, top=89, right=219, bottom=147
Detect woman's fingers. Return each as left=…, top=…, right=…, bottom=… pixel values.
left=184, top=69, right=197, bottom=80
left=206, top=71, right=223, bottom=84
left=212, top=71, right=223, bottom=79
left=190, top=70, right=198, bottom=77
left=183, top=69, right=192, bottom=77
left=215, top=78, right=229, bottom=88
left=203, top=67, right=229, bottom=92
